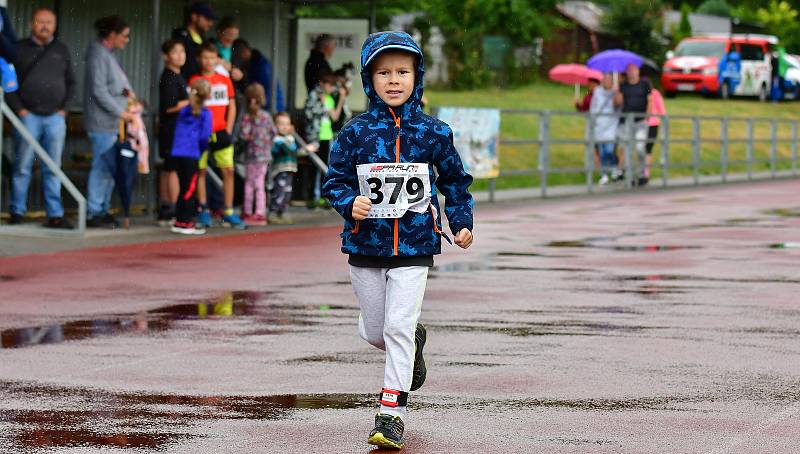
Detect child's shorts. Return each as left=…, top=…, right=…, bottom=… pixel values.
left=198, top=146, right=234, bottom=170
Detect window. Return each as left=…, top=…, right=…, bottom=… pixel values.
left=675, top=41, right=726, bottom=58
left=739, top=44, right=764, bottom=61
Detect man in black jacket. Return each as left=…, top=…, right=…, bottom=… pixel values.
left=304, top=34, right=335, bottom=94
left=7, top=7, right=75, bottom=228
left=172, top=2, right=216, bottom=80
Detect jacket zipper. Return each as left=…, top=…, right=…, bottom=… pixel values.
left=388, top=108, right=401, bottom=256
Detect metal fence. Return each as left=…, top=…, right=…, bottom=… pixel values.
left=489, top=109, right=799, bottom=201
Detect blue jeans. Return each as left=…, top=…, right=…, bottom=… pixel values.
left=87, top=131, right=117, bottom=218
left=598, top=142, right=618, bottom=174
left=11, top=113, right=67, bottom=217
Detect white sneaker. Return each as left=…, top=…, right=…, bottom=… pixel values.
left=171, top=224, right=206, bottom=235
left=599, top=174, right=610, bottom=185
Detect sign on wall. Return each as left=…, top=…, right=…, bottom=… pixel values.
left=294, top=18, right=369, bottom=111
left=436, top=107, right=501, bottom=179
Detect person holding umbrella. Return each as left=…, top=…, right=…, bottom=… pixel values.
left=575, top=77, right=599, bottom=112
left=614, top=63, right=651, bottom=186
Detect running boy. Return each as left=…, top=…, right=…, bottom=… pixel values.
left=189, top=42, right=245, bottom=229
left=323, top=32, right=474, bottom=449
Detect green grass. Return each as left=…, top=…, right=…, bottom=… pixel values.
left=426, top=83, right=800, bottom=191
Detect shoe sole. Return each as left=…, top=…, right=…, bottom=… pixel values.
left=410, top=324, right=427, bottom=391
left=367, top=432, right=403, bottom=449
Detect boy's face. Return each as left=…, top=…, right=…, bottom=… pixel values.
left=165, top=44, right=186, bottom=68
left=370, top=51, right=416, bottom=108
left=199, top=49, right=218, bottom=73
left=276, top=116, right=292, bottom=135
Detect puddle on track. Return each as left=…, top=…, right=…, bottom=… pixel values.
left=1, top=292, right=356, bottom=349
left=544, top=241, right=701, bottom=252
left=0, top=380, right=375, bottom=451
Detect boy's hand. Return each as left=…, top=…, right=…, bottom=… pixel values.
left=305, top=142, right=319, bottom=153
left=454, top=228, right=473, bottom=249
left=352, top=196, right=372, bottom=221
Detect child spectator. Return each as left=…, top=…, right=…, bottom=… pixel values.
left=575, top=77, right=598, bottom=112
left=269, top=112, right=317, bottom=224
left=189, top=42, right=245, bottom=229
left=169, top=78, right=212, bottom=235
left=322, top=32, right=473, bottom=449
left=646, top=86, right=666, bottom=180
left=238, top=83, right=276, bottom=226
left=304, top=72, right=346, bottom=208
left=157, top=39, right=190, bottom=225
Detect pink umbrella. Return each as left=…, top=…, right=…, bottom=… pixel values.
left=548, top=64, right=604, bottom=97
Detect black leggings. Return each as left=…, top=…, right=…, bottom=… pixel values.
left=174, top=157, right=199, bottom=224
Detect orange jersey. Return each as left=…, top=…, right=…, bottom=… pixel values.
left=189, top=73, right=234, bottom=132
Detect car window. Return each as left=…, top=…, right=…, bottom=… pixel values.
left=739, top=44, right=764, bottom=61
left=675, top=41, right=726, bottom=58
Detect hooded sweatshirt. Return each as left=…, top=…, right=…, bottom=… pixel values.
left=322, top=32, right=474, bottom=259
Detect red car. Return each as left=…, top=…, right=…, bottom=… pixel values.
left=662, top=34, right=775, bottom=100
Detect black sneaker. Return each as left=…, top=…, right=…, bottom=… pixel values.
left=368, top=413, right=404, bottom=449
left=43, top=217, right=74, bottom=229
left=637, top=176, right=650, bottom=187
left=8, top=213, right=23, bottom=225
left=102, top=213, right=120, bottom=228
left=410, top=323, right=427, bottom=391
left=86, top=216, right=104, bottom=228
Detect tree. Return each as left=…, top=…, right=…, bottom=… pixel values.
left=602, top=0, right=665, bottom=61
left=419, top=0, right=558, bottom=89
left=671, top=3, right=693, bottom=45
left=754, top=1, right=800, bottom=53
left=696, top=0, right=732, bottom=17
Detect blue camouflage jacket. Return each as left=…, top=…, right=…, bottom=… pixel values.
left=322, top=31, right=474, bottom=258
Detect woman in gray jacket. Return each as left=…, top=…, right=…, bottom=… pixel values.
left=85, top=15, right=134, bottom=228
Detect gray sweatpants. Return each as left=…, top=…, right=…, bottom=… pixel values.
left=349, top=265, right=429, bottom=418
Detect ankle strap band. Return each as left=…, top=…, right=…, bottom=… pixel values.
left=379, top=388, right=408, bottom=407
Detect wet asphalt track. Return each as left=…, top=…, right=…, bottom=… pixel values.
left=1, top=180, right=800, bottom=453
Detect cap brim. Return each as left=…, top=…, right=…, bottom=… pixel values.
left=364, top=44, right=421, bottom=69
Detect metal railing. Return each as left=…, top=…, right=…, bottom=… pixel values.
left=0, top=90, right=87, bottom=234
left=488, top=109, right=799, bottom=201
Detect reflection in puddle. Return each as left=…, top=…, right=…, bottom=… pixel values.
left=0, top=380, right=374, bottom=450
left=1, top=292, right=355, bottom=349
left=769, top=242, right=800, bottom=249
left=430, top=320, right=659, bottom=337
left=618, top=274, right=800, bottom=285
left=0, top=274, right=17, bottom=282
left=764, top=207, right=800, bottom=218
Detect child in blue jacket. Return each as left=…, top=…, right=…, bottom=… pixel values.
left=170, top=78, right=212, bottom=235
left=322, top=31, right=474, bottom=449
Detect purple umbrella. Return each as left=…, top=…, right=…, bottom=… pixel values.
left=587, top=49, right=643, bottom=73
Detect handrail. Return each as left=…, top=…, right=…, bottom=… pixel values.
left=0, top=90, right=87, bottom=234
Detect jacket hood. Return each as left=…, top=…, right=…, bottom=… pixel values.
left=360, top=31, right=425, bottom=120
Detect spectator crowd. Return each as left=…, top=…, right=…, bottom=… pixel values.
left=3, top=2, right=352, bottom=233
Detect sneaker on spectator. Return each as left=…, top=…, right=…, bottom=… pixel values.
left=171, top=221, right=206, bottom=235
left=222, top=213, right=248, bottom=230
left=102, top=213, right=120, bottom=229
left=317, top=198, right=331, bottom=209
left=245, top=214, right=267, bottom=226
left=86, top=216, right=104, bottom=228
left=9, top=213, right=23, bottom=225
left=268, top=213, right=284, bottom=224
left=598, top=174, right=609, bottom=186
left=44, top=217, right=74, bottom=229
left=196, top=210, right=213, bottom=228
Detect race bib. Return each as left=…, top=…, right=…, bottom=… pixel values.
left=206, top=83, right=230, bottom=107
left=356, top=163, right=432, bottom=218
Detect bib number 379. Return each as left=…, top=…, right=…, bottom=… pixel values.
left=357, top=163, right=431, bottom=218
